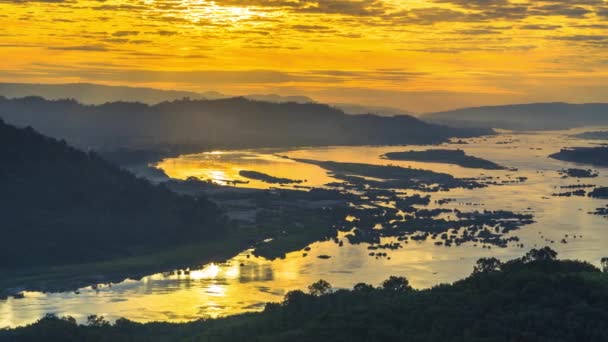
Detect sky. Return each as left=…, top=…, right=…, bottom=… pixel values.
left=1, top=0, right=608, bottom=112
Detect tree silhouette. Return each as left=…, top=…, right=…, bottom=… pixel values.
left=308, top=279, right=332, bottom=296
left=353, top=283, right=375, bottom=293
left=523, top=247, right=558, bottom=262
left=381, top=276, right=412, bottom=292
left=473, top=257, right=502, bottom=274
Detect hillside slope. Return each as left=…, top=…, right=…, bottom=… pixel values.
left=0, top=119, right=226, bottom=271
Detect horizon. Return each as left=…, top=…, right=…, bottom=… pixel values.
left=2, top=0, right=608, bottom=112
left=1, top=81, right=608, bottom=115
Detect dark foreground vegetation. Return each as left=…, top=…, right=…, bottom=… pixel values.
left=0, top=119, right=233, bottom=295
left=550, top=146, right=608, bottom=167
left=0, top=96, right=490, bottom=151
left=2, top=248, right=608, bottom=342
left=382, top=149, right=507, bottom=170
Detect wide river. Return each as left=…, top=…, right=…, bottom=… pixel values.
left=2, top=127, right=608, bottom=328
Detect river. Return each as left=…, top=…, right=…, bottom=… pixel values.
left=2, top=127, right=608, bottom=328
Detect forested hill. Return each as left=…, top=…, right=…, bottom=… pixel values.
left=0, top=96, right=491, bottom=149
left=0, top=119, right=226, bottom=270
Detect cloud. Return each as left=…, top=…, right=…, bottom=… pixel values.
left=112, top=31, right=139, bottom=37
left=205, top=0, right=391, bottom=16
left=519, top=24, right=562, bottom=30
left=47, top=44, right=109, bottom=52
left=0, top=0, right=68, bottom=2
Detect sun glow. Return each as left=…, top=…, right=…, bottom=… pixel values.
left=1, top=0, right=607, bottom=111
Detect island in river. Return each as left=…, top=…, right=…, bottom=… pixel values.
left=549, top=146, right=608, bottom=167
left=382, top=149, right=508, bottom=170
left=239, top=170, right=304, bottom=184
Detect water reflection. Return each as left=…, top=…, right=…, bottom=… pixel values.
left=2, top=127, right=608, bottom=328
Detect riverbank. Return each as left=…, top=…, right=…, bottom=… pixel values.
left=3, top=251, right=607, bottom=341
left=0, top=234, right=249, bottom=299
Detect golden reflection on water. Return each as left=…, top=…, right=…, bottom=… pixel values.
left=3, top=127, right=608, bottom=328
left=157, top=150, right=335, bottom=188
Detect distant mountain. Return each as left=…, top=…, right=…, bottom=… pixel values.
left=0, top=96, right=490, bottom=150
left=329, top=103, right=410, bottom=116
left=0, top=82, right=414, bottom=116
left=424, top=103, right=608, bottom=130
left=241, top=93, right=314, bottom=104
left=0, top=118, right=226, bottom=270
left=0, top=82, right=208, bottom=105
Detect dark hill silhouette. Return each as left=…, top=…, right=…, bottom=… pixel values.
left=424, top=102, right=608, bottom=130
left=0, top=96, right=490, bottom=149
left=0, top=82, right=208, bottom=104
left=0, top=119, right=226, bottom=270
left=0, top=82, right=406, bottom=115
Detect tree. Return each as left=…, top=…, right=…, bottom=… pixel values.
left=601, top=257, right=608, bottom=273
left=86, top=315, right=110, bottom=327
left=353, top=283, right=375, bottom=293
left=524, top=247, right=558, bottom=262
left=381, top=276, right=412, bottom=292
left=473, top=257, right=502, bottom=274
left=283, top=290, right=309, bottom=307
left=308, top=279, right=332, bottom=296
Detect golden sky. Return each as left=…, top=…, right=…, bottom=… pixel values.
left=1, top=0, right=608, bottom=112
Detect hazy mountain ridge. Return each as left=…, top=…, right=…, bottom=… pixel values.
left=424, top=103, right=608, bottom=130
left=0, top=82, right=407, bottom=116
left=0, top=96, right=490, bottom=150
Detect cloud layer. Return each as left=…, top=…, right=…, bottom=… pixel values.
left=0, top=0, right=607, bottom=111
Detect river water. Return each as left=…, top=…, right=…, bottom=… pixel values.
left=2, top=127, right=608, bottom=328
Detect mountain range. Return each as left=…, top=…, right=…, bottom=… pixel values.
left=0, top=82, right=407, bottom=116
left=0, top=96, right=488, bottom=150
left=424, top=103, right=608, bottom=130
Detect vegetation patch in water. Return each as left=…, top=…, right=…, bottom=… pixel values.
left=239, top=170, right=304, bottom=184
left=550, top=147, right=608, bottom=167
left=293, top=159, right=485, bottom=191
left=382, top=149, right=507, bottom=170
left=558, top=168, right=598, bottom=178
left=589, top=187, right=608, bottom=199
